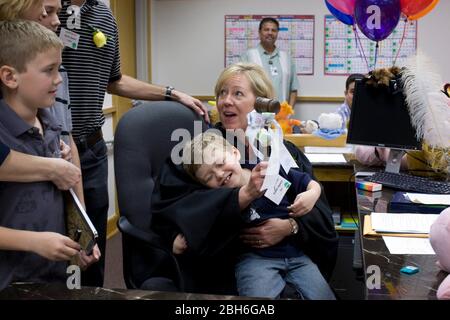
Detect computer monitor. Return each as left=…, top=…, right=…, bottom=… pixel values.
left=347, top=79, right=422, bottom=173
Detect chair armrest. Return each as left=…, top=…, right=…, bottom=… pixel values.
left=118, top=216, right=166, bottom=250
left=117, top=216, right=184, bottom=290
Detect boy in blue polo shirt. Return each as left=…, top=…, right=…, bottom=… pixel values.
left=0, top=20, right=95, bottom=290
left=335, top=73, right=365, bottom=130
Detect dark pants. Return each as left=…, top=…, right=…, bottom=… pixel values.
left=77, top=139, right=109, bottom=287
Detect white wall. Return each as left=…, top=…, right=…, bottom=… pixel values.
left=102, top=115, right=115, bottom=220
left=150, top=0, right=450, bottom=120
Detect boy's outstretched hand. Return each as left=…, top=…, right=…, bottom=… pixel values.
left=239, top=162, right=268, bottom=209
left=244, top=162, right=268, bottom=198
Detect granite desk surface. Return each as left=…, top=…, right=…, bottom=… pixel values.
left=0, top=283, right=252, bottom=300
left=356, top=180, right=447, bottom=300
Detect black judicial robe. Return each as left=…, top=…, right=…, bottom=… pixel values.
left=151, top=140, right=338, bottom=294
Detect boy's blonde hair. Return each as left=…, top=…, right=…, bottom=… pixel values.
left=214, top=62, right=275, bottom=100
left=0, top=20, right=63, bottom=73
left=0, top=0, right=44, bottom=20
left=182, top=131, right=235, bottom=179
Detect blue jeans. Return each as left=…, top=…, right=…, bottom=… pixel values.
left=78, top=139, right=109, bottom=287
left=235, top=253, right=335, bottom=300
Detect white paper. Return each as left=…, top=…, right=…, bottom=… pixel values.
left=263, top=175, right=291, bottom=205
left=279, top=145, right=299, bottom=173
left=382, top=236, right=435, bottom=255
left=371, top=212, right=439, bottom=234
left=304, top=146, right=354, bottom=154
left=405, top=193, right=450, bottom=205
left=305, top=153, right=347, bottom=164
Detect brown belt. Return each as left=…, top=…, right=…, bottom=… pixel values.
left=74, top=129, right=103, bottom=151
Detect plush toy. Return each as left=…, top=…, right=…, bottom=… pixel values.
left=366, top=66, right=402, bottom=88
left=207, top=101, right=220, bottom=125
left=313, top=113, right=345, bottom=140
left=318, top=113, right=343, bottom=130
left=430, top=207, right=450, bottom=300
left=301, top=120, right=319, bottom=134
left=275, top=102, right=301, bottom=134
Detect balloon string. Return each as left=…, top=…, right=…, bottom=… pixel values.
left=373, top=42, right=379, bottom=70
left=393, top=18, right=408, bottom=66
left=353, top=25, right=370, bottom=73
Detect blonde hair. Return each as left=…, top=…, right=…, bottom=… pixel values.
left=214, top=62, right=275, bottom=100
left=0, top=0, right=44, bottom=20
left=0, top=20, right=63, bottom=73
left=182, top=131, right=235, bottom=180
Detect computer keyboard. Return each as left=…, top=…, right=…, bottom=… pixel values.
left=365, top=171, right=450, bottom=194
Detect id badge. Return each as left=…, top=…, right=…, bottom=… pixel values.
left=59, top=27, right=80, bottom=49
left=270, top=65, right=278, bottom=76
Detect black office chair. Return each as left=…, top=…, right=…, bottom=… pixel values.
left=114, top=101, right=206, bottom=291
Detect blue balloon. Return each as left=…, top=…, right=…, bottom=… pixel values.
left=325, top=0, right=354, bottom=25
left=355, top=0, right=401, bottom=41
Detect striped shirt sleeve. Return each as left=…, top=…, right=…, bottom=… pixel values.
left=109, top=18, right=122, bottom=83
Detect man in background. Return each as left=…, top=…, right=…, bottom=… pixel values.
left=240, top=17, right=299, bottom=106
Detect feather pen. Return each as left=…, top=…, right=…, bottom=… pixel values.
left=401, top=52, right=450, bottom=149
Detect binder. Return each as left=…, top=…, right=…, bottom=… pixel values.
left=64, top=189, right=98, bottom=255
left=389, top=192, right=448, bottom=214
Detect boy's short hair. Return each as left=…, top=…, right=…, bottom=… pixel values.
left=345, top=73, right=365, bottom=91
left=0, top=20, right=63, bottom=73
left=182, top=131, right=235, bottom=180
left=259, top=17, right=279, bottom=31
left=0, top=0, right=44, bottom=21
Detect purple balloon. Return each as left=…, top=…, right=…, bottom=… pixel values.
left=355, top=0, right=401, bottom=41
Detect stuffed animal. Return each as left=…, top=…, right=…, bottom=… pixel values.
left=430, top=207, right=450, bottom=300
left=318, top=113, right=343, bottom=131
left=366, top=66, right=402, bottom=88
left=207, top=101, right=220, bottom=125
left=275, top=102, right=301, bottom=134
left=301, top=120, right=319, bottom=134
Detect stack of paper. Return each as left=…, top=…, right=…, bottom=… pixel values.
left=405, top=193, right=450, bottom=206
left=382, top=236, right=436, bottom=255
left=364, top=212, right=440, bottom=254
left=371, top=212, right=439, bottom=234
left=304, top=153, right=347, bottom=164
left=304, top=146, right=354, bottom=154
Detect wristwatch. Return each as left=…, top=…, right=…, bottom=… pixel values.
left=289, top=218, right=299, bottom=235
left=165, top=86, right=174, bottom=101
